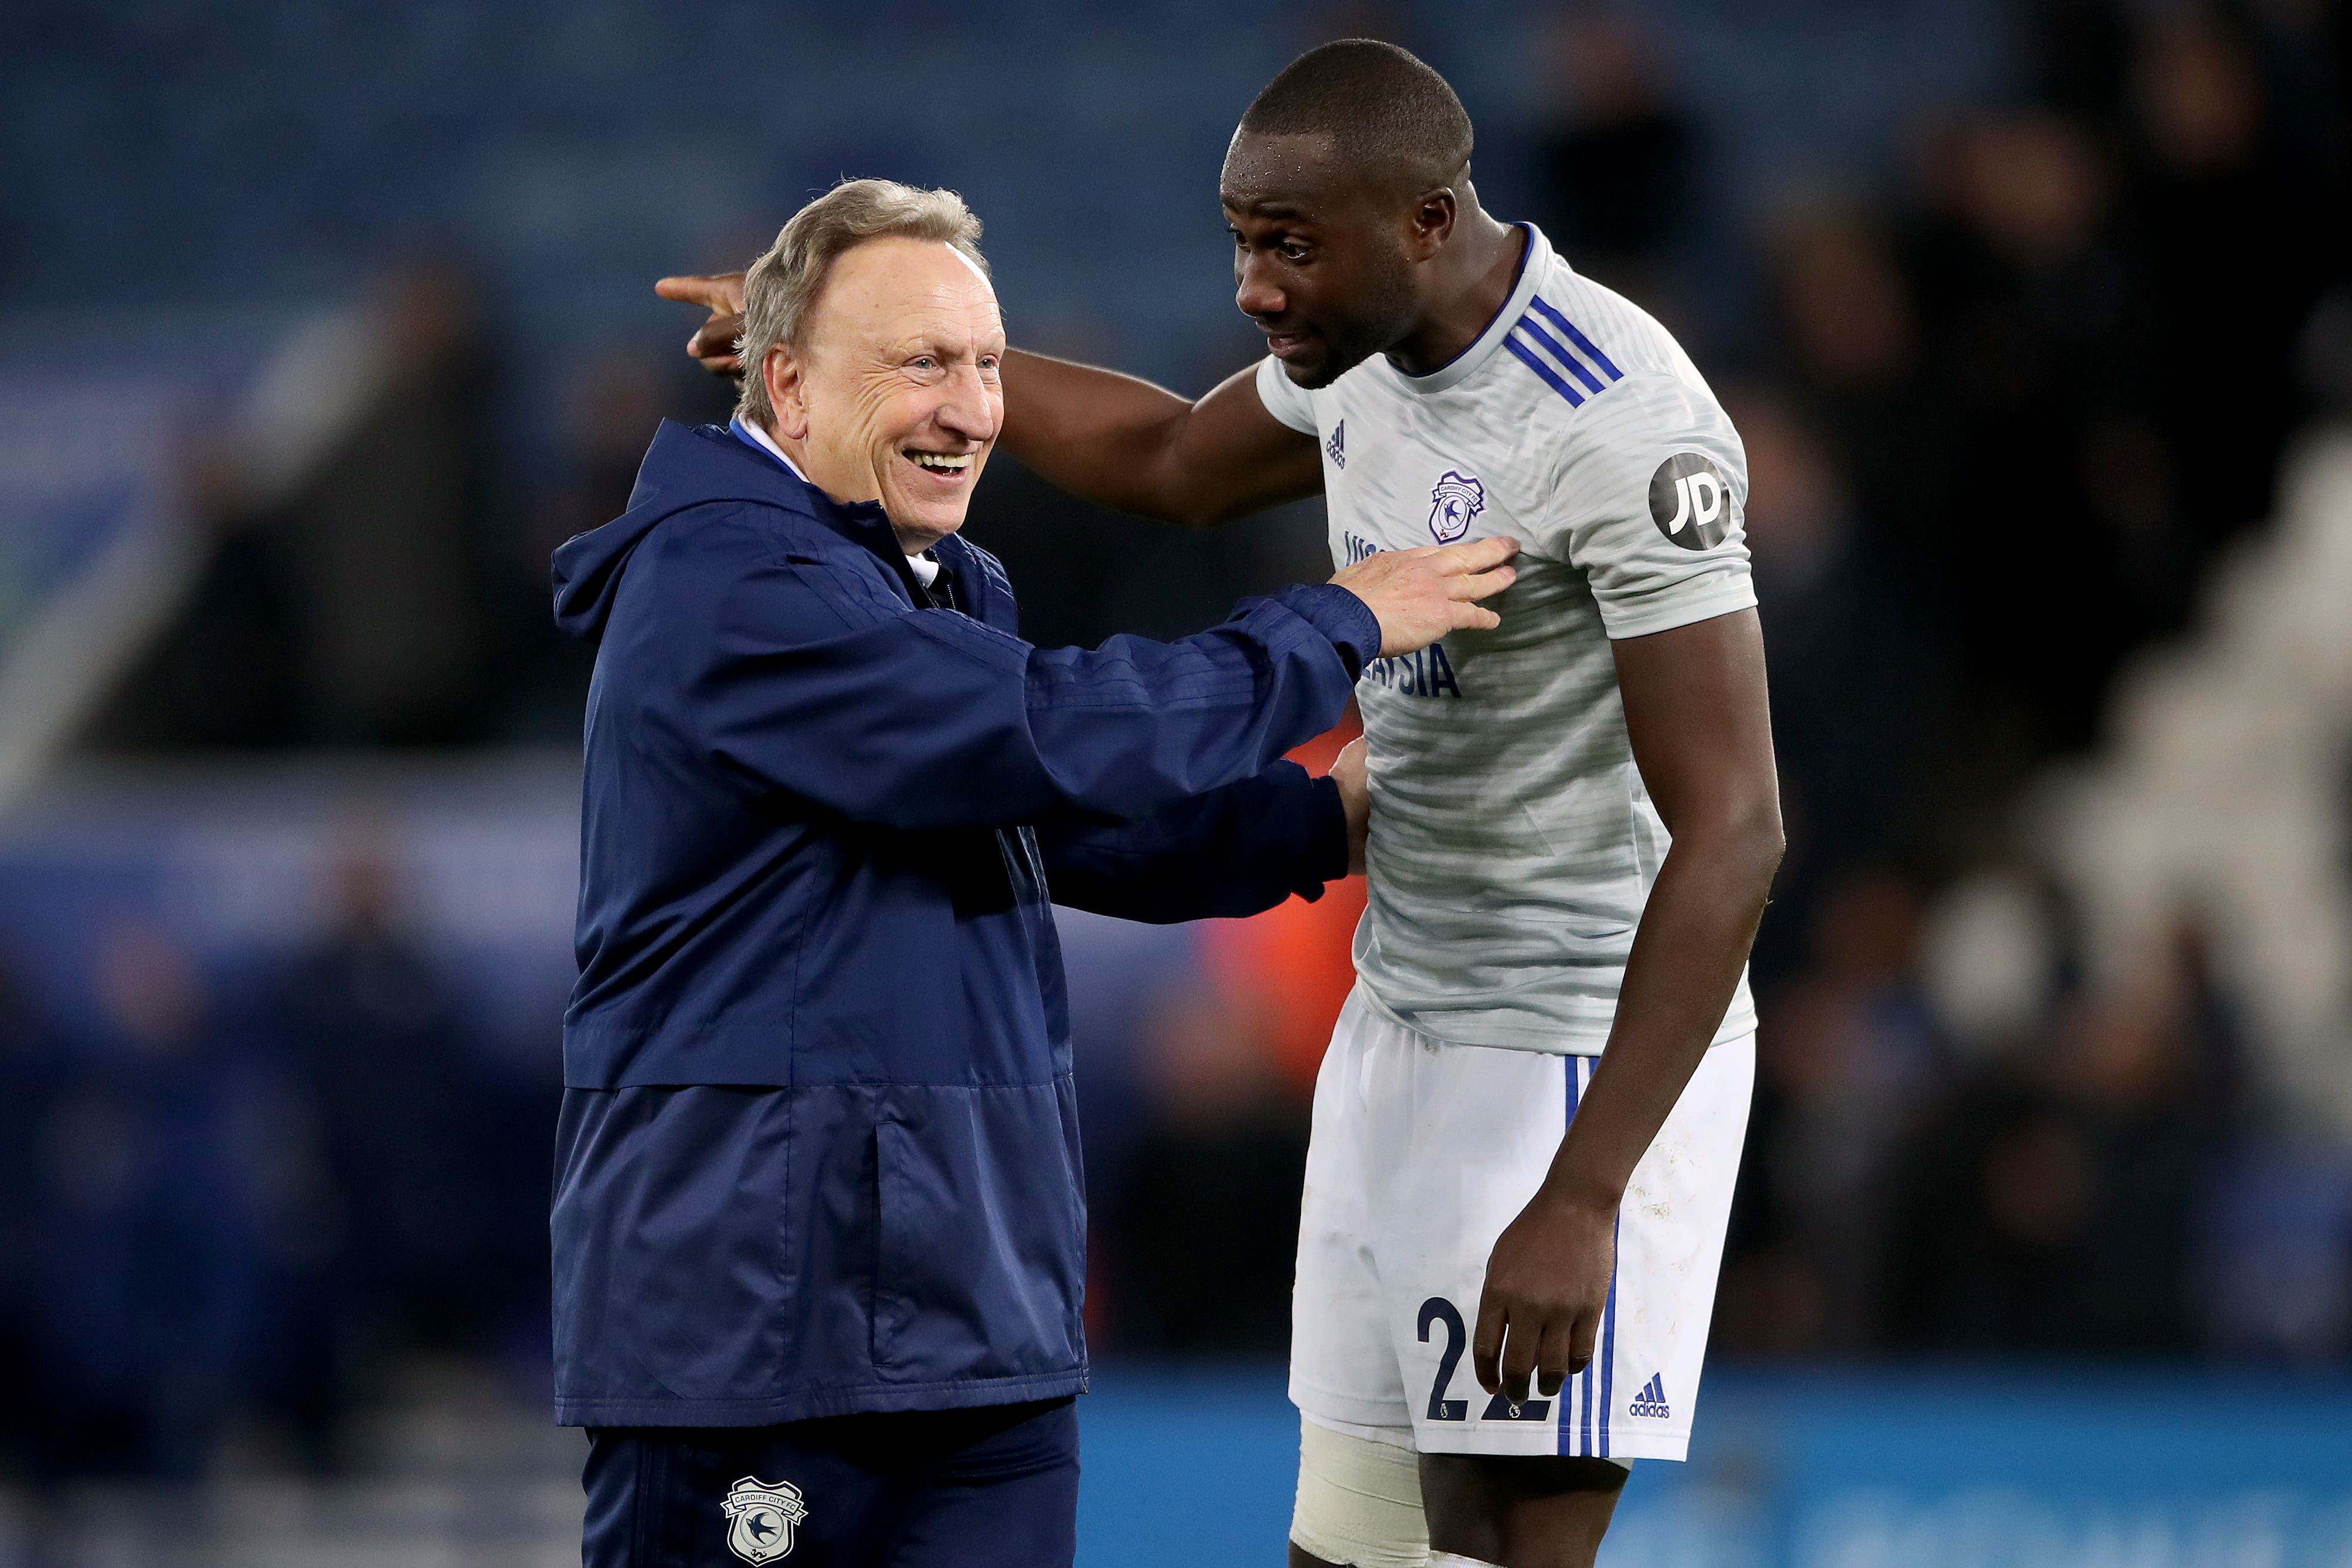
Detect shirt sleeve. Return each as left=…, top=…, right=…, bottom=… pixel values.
left=1254, top=353, right=1320, bottom=436
left=1538, top=370, right=1758, bottom=640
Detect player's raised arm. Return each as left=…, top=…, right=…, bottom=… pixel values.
left=658, top=271, right=1321, bottom=528
left=995, top=349, right=1322, bottom=527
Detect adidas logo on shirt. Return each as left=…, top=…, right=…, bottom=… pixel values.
left=1327, top=420, right=1346, bottom=470
left=1628, top=1375, right=1670, bottom=1419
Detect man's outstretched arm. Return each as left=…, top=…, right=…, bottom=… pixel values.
left=658, top=273, right=1321, bottom=526
left=1471, top=607, right=1783, bottom=1406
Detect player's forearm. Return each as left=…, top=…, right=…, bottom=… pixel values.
left=1535, top=820, right=1780, bottom=1211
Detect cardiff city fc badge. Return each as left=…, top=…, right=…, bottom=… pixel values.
left=722, top=1475, right=808, bottom=1563
left=1427, top=469, right=1486, bottom=542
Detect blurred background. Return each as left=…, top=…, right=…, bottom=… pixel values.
left=5, top=0, right=2352, bottom=1562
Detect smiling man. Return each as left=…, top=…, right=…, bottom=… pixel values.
left=552, top=178, right=1518, bottom=1568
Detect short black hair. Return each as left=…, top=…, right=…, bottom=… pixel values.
left=1237, top=39, right=1474, bottom=194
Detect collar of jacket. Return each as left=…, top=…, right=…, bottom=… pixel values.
left=555, top=422, right=1012, bottom=641
left=719, top=420, right=1000, bottom=614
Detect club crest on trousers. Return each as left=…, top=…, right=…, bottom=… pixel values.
left=722, top=1475, right=807, bottom=1563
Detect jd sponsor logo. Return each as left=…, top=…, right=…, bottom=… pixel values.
left=1648, top=454, right=1733, bottom=550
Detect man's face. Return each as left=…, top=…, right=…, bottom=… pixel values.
left=1221, top=131, right=1425, bottom=390
left=764, top=237, right=1004, bottom=552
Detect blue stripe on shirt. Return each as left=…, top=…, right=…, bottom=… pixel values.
left=1526, top=297, right=1624, bottom=382
left=1514, top=315, right=1609, bottom=395
left=1505, top=333, right=1585, bottom=407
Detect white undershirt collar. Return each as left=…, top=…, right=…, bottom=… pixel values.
left=733, top=417, right=937, bottom=584
left=733, top=415, right=810, bottom=482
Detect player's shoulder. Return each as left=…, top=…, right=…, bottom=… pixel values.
left=1495, top=260, right=1739, bottom=473
left=1500, top=261, right=1706, bottom=419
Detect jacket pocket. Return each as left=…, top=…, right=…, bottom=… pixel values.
left=551, top=1085, right=797, bottom=1410
left=871, top=1079, right=1087, bottom=1385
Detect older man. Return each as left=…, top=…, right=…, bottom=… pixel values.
left=550, top=179, right=1517, bottom=1568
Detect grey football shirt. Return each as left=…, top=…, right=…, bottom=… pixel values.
left=1257, top=224, right=1758, bottom=1055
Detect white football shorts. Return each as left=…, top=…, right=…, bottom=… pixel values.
left=1290, top=987, right=1754, bottom=1462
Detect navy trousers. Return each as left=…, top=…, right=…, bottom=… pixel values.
left=582, top=1398, right=1079, bottom=1567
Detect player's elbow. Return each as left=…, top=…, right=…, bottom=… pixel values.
left=1728, top=801, right=1786, bottom=893
left=1160, top=498, right=1228, bottom=529
left=1114, top=495, right=1229, bottom=529
left=1160, top=480, right=1253, bottom=529
left=1114, top=417, right=1235, bottom=528
left=1680, top=796, right=1785, bottom=897
left=1154, top=433, right=1293, bottom=527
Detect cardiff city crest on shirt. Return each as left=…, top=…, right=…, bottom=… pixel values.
left=722, top=1475, right=808, bottom=1563
left=1427, top=470, right=1486, bottom=542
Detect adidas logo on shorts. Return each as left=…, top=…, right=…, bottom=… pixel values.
left=1628, top=1374, right=1671, bottom=1420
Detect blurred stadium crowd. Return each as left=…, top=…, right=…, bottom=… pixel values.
left=4, top=0, right=2352, bottom=1489
left=0, top=845, right=552, bottom=1479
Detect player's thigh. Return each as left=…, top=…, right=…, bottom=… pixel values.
left=1290, top=1417, right=1429, bottom=1568
left=885, top=1398, right=1080, bottom=1568
left=1600, top=1032, right=1755, bottom=1463
left=1420, top=1453, right=1628, bottom=1568
left=1293, top=992, right=1413, bottom=1428
left=1365, top=1040, right=1577, bottom=1458
left=1382, top=1038, right=1753, bottom=1466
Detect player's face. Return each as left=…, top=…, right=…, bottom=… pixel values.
left=1222, top=132, right=1423, bottom=390
left=764, top=237, right=1004, bottom=550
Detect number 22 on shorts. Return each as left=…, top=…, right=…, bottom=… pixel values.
left=1417, top=1296, right=1553, bottom=1423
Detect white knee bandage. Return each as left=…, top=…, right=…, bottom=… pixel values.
left=1290, top=1418, right=1430, bottom=1568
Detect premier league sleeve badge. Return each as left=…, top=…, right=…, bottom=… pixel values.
left=722, top=1475, right=808, bottom=1563
left=1427, top=470, right=1486, bottom=542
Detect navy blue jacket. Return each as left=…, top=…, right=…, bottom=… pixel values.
left=548, top=421, right=1375, bottom=1426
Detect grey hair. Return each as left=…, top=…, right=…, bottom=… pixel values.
left=735, top=178, right=990, bottom=427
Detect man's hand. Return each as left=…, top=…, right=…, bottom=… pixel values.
left=1331, top=536, right=1519, bottom=657
left=1473, top=1190, right=1616, bottom=1406
left=655, top=273, right=747, bottom=378
left=1329, top=736, right=1368, bottom=875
